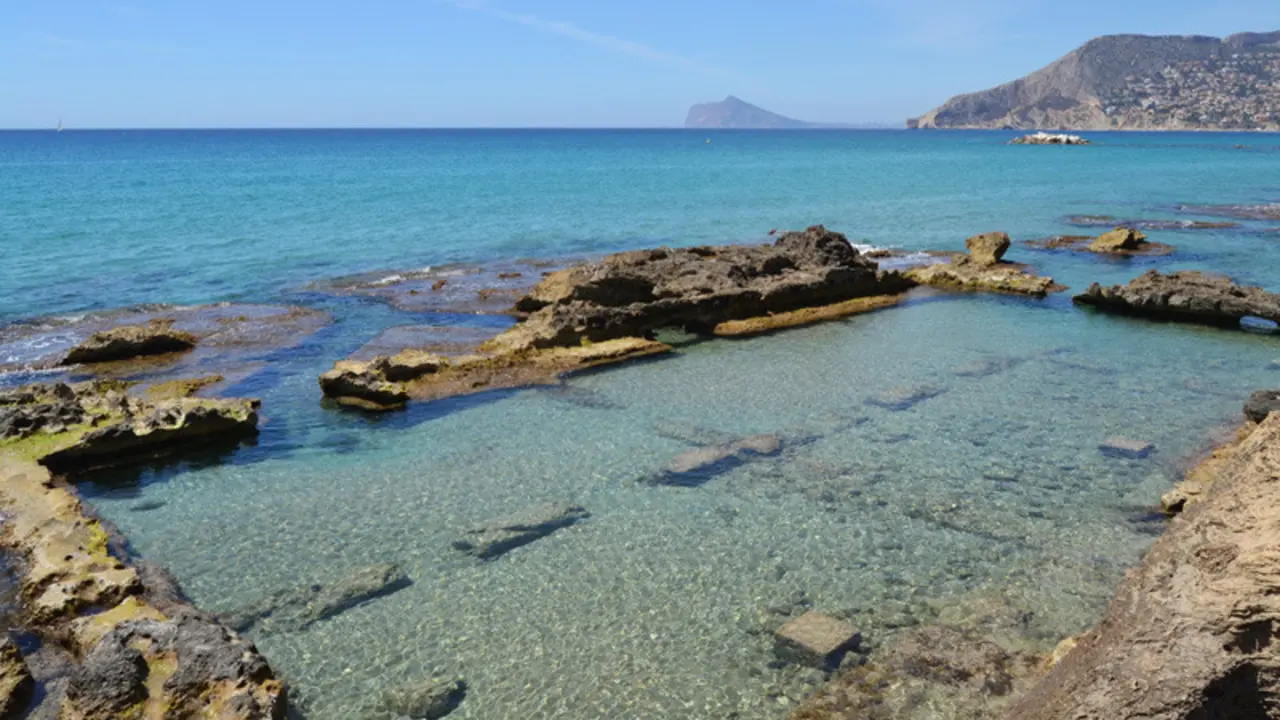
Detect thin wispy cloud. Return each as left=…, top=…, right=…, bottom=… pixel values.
left=447, top=0, right=727, bottom=76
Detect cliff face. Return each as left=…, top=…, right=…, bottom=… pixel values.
left=911, top=32, right=1280, bottom=130
left=1004, top=412, right=1280, bottom=720
left=685, top=96, right=816, bottom=129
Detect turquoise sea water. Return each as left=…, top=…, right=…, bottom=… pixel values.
left=4, top=129, right=1280, bottom=719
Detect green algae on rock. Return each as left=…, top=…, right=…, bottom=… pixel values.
left=0, top=381, right=259, bottom=473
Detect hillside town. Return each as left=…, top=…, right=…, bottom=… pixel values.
left=1102, top=49, right=1280, bottom=129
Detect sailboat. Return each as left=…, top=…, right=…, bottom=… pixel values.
left=56, top=118, right=63, bottom=133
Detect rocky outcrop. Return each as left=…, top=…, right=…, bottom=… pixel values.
left=1010, top=132, right=1090, bottom=145
left=965, top=232, right=1012, bottom=266
left=452, top=503, right=589, bottom=560
left=0, top=381, right=259, bottom=473
left=61, top=321, right=197, bottom=365
left=0, top=638, right=33, bottom=719
left=65, top=611, right=283, bottom=720
left=1025, top=230, right=1174, bottom=256
left=0, top=459, right=285, bottom=719
left=320, top=227, right=914, bottom=409
left=220, top=564, right=411, bottom=635
left=1005, top=412, right=1280, bottom=720
left=1245, top=389, right=1280, bottom=423
left=906, top=256, right=1063, bottom=297
left=1074, top=270, right=1280, bottom=327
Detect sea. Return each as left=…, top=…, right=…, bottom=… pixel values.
left=2, top=129, right=1280, bottom=719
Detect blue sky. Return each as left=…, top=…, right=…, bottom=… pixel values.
left=4, top=0, right=1280, bottom=128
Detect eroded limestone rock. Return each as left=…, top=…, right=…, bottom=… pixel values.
left=1074, top=270, right=1280, bottom=327
left=906, top=256, right=1063, bottom=297
left=965, top=232, right=1011, bottom=266
left=0, top=637, right=33, bottom=719
left=61, top=321, right=197, bottom=365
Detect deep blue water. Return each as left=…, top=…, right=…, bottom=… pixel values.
left=3, top=129, right=1280, bottom=719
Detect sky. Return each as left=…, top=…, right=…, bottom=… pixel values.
left=3, top=0, right=1280, bottom=128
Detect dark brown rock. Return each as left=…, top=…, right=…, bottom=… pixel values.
left=1245, top=390, right=1280, bottom=424
left=452, top=503, right=589, bottom=560
left=61, top=322, right=197, bottom=365
left=0, top=638, right=33, bottom=720
left=497, top=226, right=913, bottom=351
left=1005, top=414, right=1280, bottom=720
left=66, top=611, right=284, bottom=719
left=1074, top=270, right=1280, bottom=328
left=965, top=232, right=1012, bottom=266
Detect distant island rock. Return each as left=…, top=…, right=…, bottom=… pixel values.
left=910, top=31, right=1280, bottom=131
left=685, top=96, right=884, bottom=129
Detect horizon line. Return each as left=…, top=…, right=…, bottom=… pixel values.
left=0, top=125, right=907, bottom=132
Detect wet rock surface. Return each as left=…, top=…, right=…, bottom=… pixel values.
left=452, top=503, right=589, bottom=560
left=0, top=637, right=33, bottom=719
left=1006, top=413, right=1280, bottom=720
left=0, top=380, right=260, bottom=473
left=61, top=321, right=197, bottom=365
left=367, top=677, right=466, bottom=720
left=312, top=258, right=559, bottom=315
left=1066, top=215, right=1240, bottom=230
left=220, top=564, right=411, bottom=635
left=66, top=611, right=283, bottom=720
left=1244, top=389, right=1280, bottom=423
left=1074, top=270, right=1280, bottom=327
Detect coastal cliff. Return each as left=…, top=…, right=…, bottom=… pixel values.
left=910, top=31, right=1280, bottom=130
left=1004, top=410, right=1280, bottom=719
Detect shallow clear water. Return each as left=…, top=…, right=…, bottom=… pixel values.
left=3, top=129, right=1280, bottom=718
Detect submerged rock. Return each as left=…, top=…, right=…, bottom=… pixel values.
left=65, top=611, right=284, bottom=720
left=774, top=611, right=862, bottom=669
left=1098, top=437, right=1154, bottom=459
left=0, top=638, right=33, bottom=719
left=1066, top=215, right=1239, bottom=231
left=1006, top=413, right=1280, bottom=720
left=220, top=563, right=412, bottom=634
left=650, top=434, right=783, bottom=486
left=61, top=321, right=198, bottom=365
left=866, top=384, right=947, bottom=411
left=452, top=503, right=589, bottom=560
left=906, top=256, right=1063, bottom=296
left=1074, top=270, right=1280, bottom=328
left=1025, top=230, right=1174, bottom=256
left=965, top=231, right=1011, bottom=266
left=370, top=677, right=466, bottom=720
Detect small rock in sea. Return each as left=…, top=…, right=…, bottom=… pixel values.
left=866, top=384, right=947, bottom=411
left=452, top=503, right=589, bottom=560
left=1244, top=389, right=1280, bottom=424
left=1088, top=227, right=1149, bottom=253
left=774, top=611, right=862, bottom=669
left=1009, top=132, right=1090, bottom=145
left=964, top=231, right=1011, bottom=267
left=372, top=677, right=466, bottom=720
left=60, top=321, right=198, bottom=365
left=1099, top=437, right=1155, bottom=459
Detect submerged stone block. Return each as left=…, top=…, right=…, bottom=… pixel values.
left=774, top=611, right=861, bottom=668
left=1099, top=437, right=1154, bottom=459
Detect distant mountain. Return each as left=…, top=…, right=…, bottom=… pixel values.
left=685, top=96, right=885, bottom=129
left=909, top=32, right=1280, bottom=131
